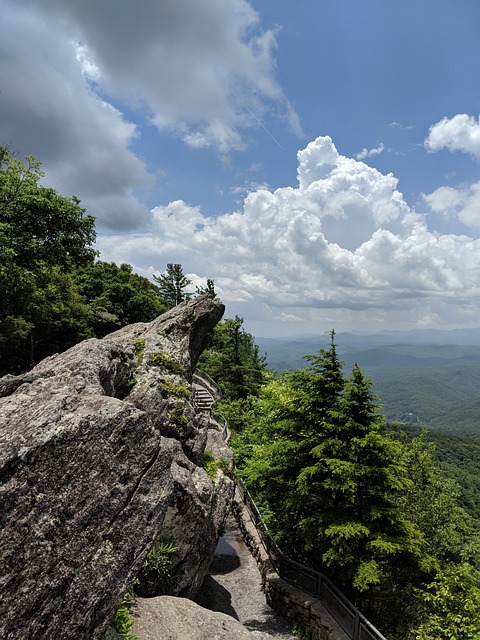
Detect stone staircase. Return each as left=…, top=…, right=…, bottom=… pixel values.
left=193, top=383, right=216, bottom=412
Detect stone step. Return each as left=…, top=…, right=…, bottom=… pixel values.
left=193, top=384, right=215, bottom=411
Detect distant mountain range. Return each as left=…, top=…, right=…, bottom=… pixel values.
left=258, top=327, right=480, bottom=348
left=256, top=328, right=480, bottom=437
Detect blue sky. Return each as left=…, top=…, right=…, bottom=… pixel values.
left=2, top=0, right=480, bottom=337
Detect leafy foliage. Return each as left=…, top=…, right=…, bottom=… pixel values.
left=0, top=147, right=96, bottom=371
left=136, top=538, right=181, bottom=597
left=73, top=261, right=167, bottom=336
left=414, top=563, right=480, bottom=640
left=399, top=425, right=480, bottom=523
left=111, top=589, right=138, bottom=640
left=231, top=332, right=480, bottom=637
left=202, top=450, right=232, bottom=482
left=0, top=148, right=170, bottom=374
left=149, top=351, right=184, bottom=374
left=160, top=381, right=191, bottom=399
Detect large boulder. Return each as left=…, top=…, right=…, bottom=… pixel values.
left=0, top=297, right=233, bottom=640
left=131, top=596, right=275, bottom=640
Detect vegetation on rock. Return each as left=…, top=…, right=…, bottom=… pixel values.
left=136, top=537, right=181, bottom=597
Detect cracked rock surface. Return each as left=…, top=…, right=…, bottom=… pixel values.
left=0, top=297, right=232, bottom=640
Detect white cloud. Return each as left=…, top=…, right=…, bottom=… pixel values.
left=96, top=136, right=480, bottom=334
left=424, top=183, right=480, bottom=229
left=0, top=0, right=297, bottom=228
left=425, top=114, right=480, bottom=159
left=355, top=143, right=385, bottom=160
left=0, top=3, right=153, bottom=230
left=18, top=0, right=293, bottom=151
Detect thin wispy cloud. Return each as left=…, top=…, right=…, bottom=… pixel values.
left=355, top=144, right=385, bottom=160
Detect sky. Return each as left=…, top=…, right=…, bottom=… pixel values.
left=2, top=0, right=480, bottom=338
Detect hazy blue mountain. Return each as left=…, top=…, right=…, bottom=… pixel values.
left=256, top=329, right=480, bottom=437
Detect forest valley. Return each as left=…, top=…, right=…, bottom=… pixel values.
left=2, top=149, right=480, bottom=639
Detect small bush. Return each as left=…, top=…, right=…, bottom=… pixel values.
left=160, top=381, right=191, bottom=399
left=203, top=451, right=232, bottom=481
left=134, top=339, right=145, bottom=352
left=112, top=590, right=138, bottom=640
left=170, top=403, right=189, bottom=430
left=149, top=351, right=184, bottom=375
left=203, top=451, right=218, bottom=481
left=136, top=537, right=181, bottom=597
left=134, top=339, right=146, bottom=364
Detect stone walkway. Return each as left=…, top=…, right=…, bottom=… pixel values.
left=195, top=514, right=295, bottom=639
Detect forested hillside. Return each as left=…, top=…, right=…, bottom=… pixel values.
left=258, top=336, right=480, bottom=437
left=202, top=328, right=480, bottom=639
left=399, top=425, right=480, bottom=523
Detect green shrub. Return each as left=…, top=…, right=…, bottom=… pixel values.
left=134, top=339, right=145, bottom=364
left=112, top=590, right=138, bottom=640
left=136, top=537, right=181, bottom=597
left=203, top=451, right=232, bottom=481
left=160, top=381, right=191, bottom=399
left=170, top=403, right=189, bottom=430
left=134, top=339, right=145, bottom=352
left=203, top=451, right=218, bottom=481
left=149, top=351, right=184, bottom=375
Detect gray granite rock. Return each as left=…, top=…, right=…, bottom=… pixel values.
left=0, top=297, right=233, bottom=640
left=131, top=596, right=275, bottom=640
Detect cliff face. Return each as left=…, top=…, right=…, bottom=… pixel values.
left=0, top=296, right=233, bottom=640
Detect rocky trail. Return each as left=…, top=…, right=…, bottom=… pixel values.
left=194, top=513, right=296, bottom=639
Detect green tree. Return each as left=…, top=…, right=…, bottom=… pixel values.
left=297, top=363, right=431, bottom=594
left=73, top=261, right=167, bottom=336
left=153, top=263, right=192, bottom=307
left=0, top=147, right=96, bottom=371
left=198, top=316, right=267, bottom=401
left=196, top=278, right=216, bottom=297
left=415, top=563, right=480, bottom=640
left=234, top=335, right=443, bottom=636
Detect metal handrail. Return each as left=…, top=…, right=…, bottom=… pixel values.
left=236, top=477, right=388, bottom=640
left=197, top=371, right=387, bottom=639
left=212, top=411, right=229, bottom=442
left=193, top=369, right=222, bottom=402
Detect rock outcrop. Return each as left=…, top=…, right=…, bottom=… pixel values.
left=131, top=596, right=275, bottom=640
left=0, top=296, right=233, bottom=640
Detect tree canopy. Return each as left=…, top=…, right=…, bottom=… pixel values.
left=0, top=147, right=97, bottom=371
left=0, top=148, right=169, bottom=373
left=231, top=332, right=480, bottom=637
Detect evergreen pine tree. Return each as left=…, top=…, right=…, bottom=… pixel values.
left=153, top=263, right=191, bottom=307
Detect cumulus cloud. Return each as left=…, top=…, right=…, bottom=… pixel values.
left=0, top=3, right=152, bottom=230
left=424, top=183, right=480, bottom=229
left=0, top=0, right=296, bottom=229
left=96, top=136, right=480, bottom=333
left=425, top=114, right=480, bottom=159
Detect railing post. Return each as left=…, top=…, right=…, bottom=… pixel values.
left=353, top=611, right=360, bottom=640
